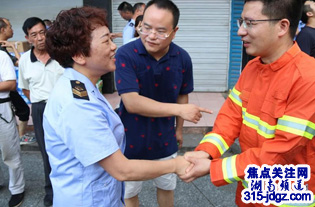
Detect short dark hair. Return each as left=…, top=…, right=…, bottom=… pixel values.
left=22, top=17, right=46, bottom=35
left=118, top=1, right=134, bottom=13
left=135, top=15, right=143, bottom=27
left=134, top=2, right=145, bottom=11
left=144, top=0, right=180, bottom=29
left=45, top=6, right=108, bottom=68
left=0, top=18, right=8, bottom=32
left=301, top=3, right=313, bottom=24
left=43, top=19, right=52, bottom=27
left=244, top=0, right=303, bottom=39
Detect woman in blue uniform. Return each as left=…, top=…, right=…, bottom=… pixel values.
left=43, top=7, right=190, bottom=207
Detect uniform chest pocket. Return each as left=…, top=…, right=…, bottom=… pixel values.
left=239, top=90, right=250, bottom=108
left=261, top=96, right=286, bottom=118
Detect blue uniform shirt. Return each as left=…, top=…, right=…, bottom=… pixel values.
left=43, top=68, right=126, bottom=207
left=115, top=39, right=193, bottom=160
left=123, top=19, right=135, bottom=45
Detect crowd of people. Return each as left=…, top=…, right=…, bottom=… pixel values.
left=1, top=0, right=315, bottom=207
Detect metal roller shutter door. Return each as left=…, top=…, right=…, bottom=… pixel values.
left=112, top=0, right=230, bottom=92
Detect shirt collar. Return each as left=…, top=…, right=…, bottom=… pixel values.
left=30, top=46, right=52, bottom=64
left=30, top=47, right=37, bottom=62
left=64, top=68, right=110, bottom=107
left=254, top=42, right=301, bottom=71
left=63, top=68, right=96, bottom=94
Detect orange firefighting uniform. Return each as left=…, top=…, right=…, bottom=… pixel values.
left=195, top=43, right=315, bottom=207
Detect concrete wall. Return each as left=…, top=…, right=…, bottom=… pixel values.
left=1, top=0, right=83, bottom=41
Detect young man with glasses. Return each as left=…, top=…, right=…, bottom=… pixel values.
left=181, top=0, right=315, bottom=206
left=296, top=0, right=315, bottom=58
left=115, top=0, right=212, bottom=206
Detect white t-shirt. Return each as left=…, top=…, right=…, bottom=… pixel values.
left=18, top=49, right=64, bottom=103
left=0, top=50, right=16, bottom=99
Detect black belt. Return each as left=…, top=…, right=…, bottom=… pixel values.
left=0, top=97, right=11, bottom=104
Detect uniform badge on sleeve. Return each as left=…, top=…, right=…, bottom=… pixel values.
left=70, top=80, right=89, bottom=100
left=129, top=22, right=134, bottom=27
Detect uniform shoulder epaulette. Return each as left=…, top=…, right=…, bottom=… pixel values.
left=70, top=80, right=89, bottom=100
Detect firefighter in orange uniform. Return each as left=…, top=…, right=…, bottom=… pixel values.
left=180, top=0, right=315, bottom=206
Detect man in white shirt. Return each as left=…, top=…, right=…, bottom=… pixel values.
left=18, top=17, right=64, bottom=207
left=0, top=17, right=35, bottom=143
left=0, top=50, right=25, bottom=207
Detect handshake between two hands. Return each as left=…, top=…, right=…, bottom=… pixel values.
left=174, top=151, right=211, bottom=183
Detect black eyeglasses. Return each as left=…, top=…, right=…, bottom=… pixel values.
left=237, top=18, right=282, bottom=29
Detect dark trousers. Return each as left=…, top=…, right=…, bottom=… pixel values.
left=10, top=91, right=30, bottom=122
left=31, top=102, right=52, bottom=198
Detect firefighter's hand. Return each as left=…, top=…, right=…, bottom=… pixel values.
left=178, top=104, right=212, bottom=124
left=179, top=156, right=211, bottom=183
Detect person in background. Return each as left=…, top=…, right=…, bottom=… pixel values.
left=0, top=50, right=25, bottom=207
left=18, top=17, right=64, bottom=207
left=0, top=18, right=20, bottom=65
left=113, top=2, right=145, bottom=44
left=134, top=14, right=143, bottom=37
left=112, top=1, right=134, bottom=43
left=127, top=15, right=143, bottom=43
left=43, top=19, right=52, bottom=29
left=115, top=0, right=212, bottom=206
left=296, top=0, right=315, bottom=58
left=181, top=1, right=315, bottom=207
left=133, top=2, right=146, bottom=22
left=43, top=6, right=190, bottom=207
left=0, top=17, right=36, bottom=144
